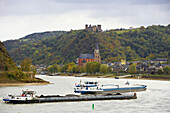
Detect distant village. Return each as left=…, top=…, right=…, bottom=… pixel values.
left=36, top=58, right=169, bottom=75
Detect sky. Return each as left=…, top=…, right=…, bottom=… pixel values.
left=0, top=0, right=170, bottom=41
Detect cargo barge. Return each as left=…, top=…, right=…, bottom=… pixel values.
left=74, top=81, right=147, bottom=94
left=3, top=90, right=137, bottom=104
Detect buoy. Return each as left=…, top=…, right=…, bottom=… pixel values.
left=92, top=104, right=94, bottom=110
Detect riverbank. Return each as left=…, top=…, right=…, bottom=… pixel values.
left=0, top=82, right=50, bottom=87
left=52, top=73, right=170, bottom=81
left=0, top=73, right=50, bottom=87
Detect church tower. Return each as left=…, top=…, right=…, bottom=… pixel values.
left=94, top=43, right=101, bottom=63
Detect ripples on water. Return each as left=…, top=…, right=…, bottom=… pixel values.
left=0, top=75, right=170, bottom=113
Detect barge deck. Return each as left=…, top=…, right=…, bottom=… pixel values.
left=4, top=93, right=137, bottom=104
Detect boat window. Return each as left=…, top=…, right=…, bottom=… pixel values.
left=85, top=82, right=98, bottom=85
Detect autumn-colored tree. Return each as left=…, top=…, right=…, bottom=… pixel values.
left=67, top=65, right=73, bottom=73
left=20, top=58, right=32, bottom=71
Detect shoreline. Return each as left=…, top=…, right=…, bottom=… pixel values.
left=0, top=82, right=50, bottom=87
left=54, top=74, right=170, bottom=81
left=0, top=77, right=51, bottom=87
left=1, top=74, right=169, bottom=87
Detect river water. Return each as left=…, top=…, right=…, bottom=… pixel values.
left=0, top=75, right=170, bottom=113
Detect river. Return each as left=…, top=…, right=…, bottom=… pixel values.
left=0, top=75, right=170, bottom=113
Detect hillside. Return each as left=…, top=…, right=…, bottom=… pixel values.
left=0, top=41, right=17, bottom=71
left=4, top=31, right=65, bottom=51
left=0, top=41, right=50, bottom=84
left=4, top=24, right=170, bottom=65
left=0, top=41, right=19, bottom=83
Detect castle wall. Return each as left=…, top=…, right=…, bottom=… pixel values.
left=85, top=24, right=102, bottom=32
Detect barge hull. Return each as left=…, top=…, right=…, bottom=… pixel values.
left=4, top=94, right=137, bottom=104
left=75, top=88, right=146, bottom=94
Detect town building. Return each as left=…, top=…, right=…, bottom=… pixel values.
left=78, top=43, right=101, bottom=66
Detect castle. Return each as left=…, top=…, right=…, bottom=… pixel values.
left=78, top=43, right=101, bottom=66
left=85, top=24, right=102, bottom=33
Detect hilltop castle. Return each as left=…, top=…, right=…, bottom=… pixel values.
left=78, top=43, right=101, bottom=66
left=85, top=24, right=102, bottom=33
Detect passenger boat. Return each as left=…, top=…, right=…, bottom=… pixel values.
left=3, top=90, right=137, bottom=104
left=74, top=81, right=147, bottom=94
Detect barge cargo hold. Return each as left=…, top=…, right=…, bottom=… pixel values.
left=3, top=90, right=137, bottom=104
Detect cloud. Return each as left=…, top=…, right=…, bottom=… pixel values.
left=0, top=0, right=170, bottom=41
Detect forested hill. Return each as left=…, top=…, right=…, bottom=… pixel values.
left=4, top=24, right=170, bottom=65
left=4, top=31, right=66, bottom=51
left=0, top=41, right=17, bottom=71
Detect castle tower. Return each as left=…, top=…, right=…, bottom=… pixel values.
left=92, top=25, right=97, bottom=32
left=97, top=25, right=102, bottom=32
left=94, top=43, right=101, bottom=63
left=85, top=24, right=88, bottom=30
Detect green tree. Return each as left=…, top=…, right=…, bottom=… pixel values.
left=72, top=65, right=77, bottom=73
left=76, top=66, right=86, bottom=73
left=20, top=58, right=32, bottom=71
left=129, top=63, right=137, bottom=74
left=157, top=69, right=163, bottom=74
left=163, top=66, right=170, bottom=75
left=100, top=64, right=108, bottom=74
left=47, top=64, right=59, bottom=74
left=31, top=65, right=36, bottom=76
left=90, top=62, right=101, bottom=74
left=86, top=62, right=93, bottom=74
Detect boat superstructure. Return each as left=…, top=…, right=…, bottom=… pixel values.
left=3, top=90, right=36, bottom=103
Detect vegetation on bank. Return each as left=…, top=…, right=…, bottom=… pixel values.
left=0, top=41, right=47, bottom=83
left=46, top=62, right=170, bottom=76
left=4, top=24, right=170, bottom=65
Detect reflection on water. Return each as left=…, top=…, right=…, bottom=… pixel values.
left=0, top=75, right=170, bottom=113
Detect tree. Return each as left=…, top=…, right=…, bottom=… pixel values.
left=72, top=65, right=77, bottom=73
left=86, top=62, right=92, bottom=74
left=163, top=66, right=170, bottom=75
left=129, top=63, right=137, bottom=74
left=31, top=65, right=36, bottom=76
left=90, top=62, right=101, bottom=74
left=47, top=64, right=59, bottom=74
left=157, top=69, right=163, bottom=74
left=100, top=64, right=108, bottom=74
left=20, top=58, right=32, bottom=71
left=67, top=65, right=73, bottom=73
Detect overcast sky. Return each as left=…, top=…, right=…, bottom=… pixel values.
left=0, top=0, right=170, bottom=41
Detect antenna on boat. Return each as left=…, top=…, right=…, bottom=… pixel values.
left=125, top=80, right=130, bottom=85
